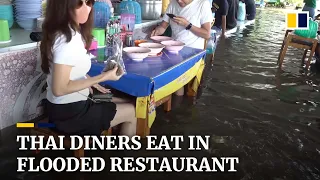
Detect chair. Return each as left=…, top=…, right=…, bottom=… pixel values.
left=30, top=118, right=112, bottom=159
left=278, top=30, right=318, bottom=70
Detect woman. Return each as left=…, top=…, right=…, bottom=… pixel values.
left=151, top=0, right=213, bottom=96
left=40, top=0, right=137, bottom=137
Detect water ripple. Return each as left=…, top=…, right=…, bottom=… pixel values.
left=200, top=8, right=320, bottom=179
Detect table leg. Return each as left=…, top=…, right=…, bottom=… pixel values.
left=155, top=95, right=172, bottom=112
left=187, top=78, right=197, bottom=97
left=136, top=118, right=150, bottom=137
left=135, top=97, right=150, bottom=137
left=187, top=59, right=205, bottom=97
left=163, top=95, right=172, bottom=112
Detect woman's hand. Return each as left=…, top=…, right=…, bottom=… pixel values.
left=172, top=16, right=189, bottom=28
left=89, top=84, right=111, bottom=94
left=93, top=84, right=110, bottom=93
left=100, top=66, right=124, bottom=82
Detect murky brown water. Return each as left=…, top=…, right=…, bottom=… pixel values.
left=0, top=9, right=320, bottom=180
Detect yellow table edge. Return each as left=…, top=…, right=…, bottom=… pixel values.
left=135, top=58, right=205, bottom=128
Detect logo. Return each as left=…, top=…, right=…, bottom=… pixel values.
left=286, top=11, right=309, bottom=30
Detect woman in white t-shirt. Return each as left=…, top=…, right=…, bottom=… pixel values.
left=151, top=0, right=213, bottom=96
left=40, top=0, right=137, bottom=137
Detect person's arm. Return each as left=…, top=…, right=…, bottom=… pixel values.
left=189, top=22, right=211, bottom=39
left=173, top=16, right=211, bottom=39
left=191, top=0, right=214, bottom=39
left=86, top=74, right=110, bottom=94
left=151, top=21, right=169, bottom=36
left=52, top=64, right=119, bottom=97
left=151, top=3, right=172, bottom=36
left=50, top=34, right=122, bottom=97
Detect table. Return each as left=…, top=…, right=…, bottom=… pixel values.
left=88, top=46, right=206, bottom=137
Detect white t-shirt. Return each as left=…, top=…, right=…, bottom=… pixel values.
left=163, top=0, right=213, bottom=49
left=46, top=30, right=91, bottom=104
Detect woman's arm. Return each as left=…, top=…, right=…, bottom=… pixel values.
left=52, top=63, right=119, bottom=96
left=86, top=74, right=110, bottom=93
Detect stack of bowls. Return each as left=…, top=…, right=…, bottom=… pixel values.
left=150, top=36, right=185, bottom=54
left=14, top=0, right=42, bottom=30
left=0, top=0, right=14, bottom=28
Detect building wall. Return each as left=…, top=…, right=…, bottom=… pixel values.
left=0, top=47, right=47, bottom=130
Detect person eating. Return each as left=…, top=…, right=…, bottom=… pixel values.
left=151, top=0, right=213, bottom=96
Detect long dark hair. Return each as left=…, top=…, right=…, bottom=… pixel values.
left=40, top=0, right=94, bottom=74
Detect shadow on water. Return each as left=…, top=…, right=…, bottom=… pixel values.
left=0, top=9, right=320, bottom=180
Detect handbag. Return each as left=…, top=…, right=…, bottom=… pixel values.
left=91, top=87, right=113, bottom=103
left=77, top=87, right=113, bottom=103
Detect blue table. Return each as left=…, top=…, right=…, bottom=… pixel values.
left=88, top=46, right=206, bottom=136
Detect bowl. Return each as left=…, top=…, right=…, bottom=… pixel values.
left=16, top=18, right=36, bottom=30
left=150, top=36, right=172, bottom=43
left=138, top=42, right=165, bottom=56
left=134, top=39, right=147, bottom=46
left=160, top=40, right=185, bottom=54
left=123, top=47, right=151, bottom=62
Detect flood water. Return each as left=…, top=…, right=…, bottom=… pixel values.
left=1, top=9, right=320, bottom=180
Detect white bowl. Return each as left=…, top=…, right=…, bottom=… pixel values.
left=16, top=18, right=36, bottom=30
left=150, top=36, right=172, bottom=43
left=123, top=47, right=151, bottom=62
left=160, top=40, right=185, bottom=54
left=138, top=42, right=165, bottom=55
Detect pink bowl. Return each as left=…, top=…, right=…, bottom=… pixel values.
left=160, top=40, right=185, bottom=54
left=150, top=36, right=172, bottom=43
left=138, top=42, right=165, bottom=55
left=123, top=47, right=151, bottom=62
